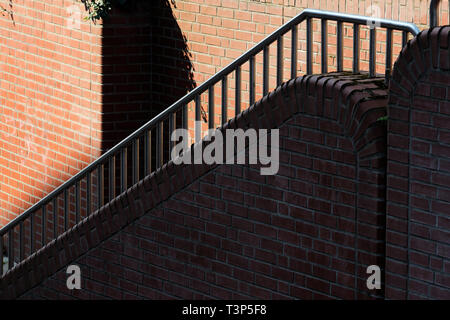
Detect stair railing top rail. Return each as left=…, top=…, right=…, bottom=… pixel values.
left=0, top=9, right=419, bottom=274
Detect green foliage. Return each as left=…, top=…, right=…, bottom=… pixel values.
left=81, top=0, right=129, bottom=21
left=377, top=115, right=388, bottom=122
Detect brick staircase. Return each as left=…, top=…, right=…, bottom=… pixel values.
left=0, top=10, right=449, bottom=300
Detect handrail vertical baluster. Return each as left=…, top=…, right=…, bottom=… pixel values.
left=402, top=30, right=408, bottom=48
left=337, top=21, right=343, bottom=72
left=277, top=35, right=283, bottom=86
left=8, top=229, right=13, bottom=269
left=0, top=235, right=3, bottom=275
left=121, top=149, right=127, bottom=192
left=144, top=130, right=152, bottom=176
left=158, top=122, right=164, bottom=168
left=42, top=205, right=47, bottom=245
left=222, top=77, right=227, bottom=124
left=263, top=46, right=269, bottom=96
left=209, top=87, right=215, bottom=129
left=86, top=172, right=91, bottom=215
left=321, top=18, right=328, bottom=73
left=109, top=156, right=115, bottom=201
left=291, top=24, right=298, bottom=79
left=353, top=23, right=360, bottom=73
left=53, top=198, right=57, bottom=239
left=19, top=221, right=23, bottom=261
left=369, top=27, right=377, bottom=77
left=30, top=211, right=34, bottom=253
left=168, top=114, right=174, bottom=153
left=75, top=181, right=80, bottom=224
left=182, top=104, right=188, bottom=130
left=430, top=0, right=439, bottom=27
left=385, top=28, right=393, bottom=84
left=249, top=55, right=255, bottom=106
left=64, top=189, right=68, bottom=231
left=169, top=114, right=176, bottom=161
left=195, top=95, right=202, bottom=142
left=235, top=66, right=241, bottom=116
left=133, top=138, right=140, bottom=185
left=98, top=164, right=104, bottom=209
left=306, top=17, right=313, bottom=75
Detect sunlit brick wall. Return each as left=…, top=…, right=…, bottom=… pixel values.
left=171, top=0, right=449, bottom=84
left=0, top=1, right=156, bottom=227
left=0, top=0, right=103, bottom=226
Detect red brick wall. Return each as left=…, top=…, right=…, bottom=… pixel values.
left=0, top=0, right=103, bottom=225
left=385, top=26, right=450, bottom=299
left=2, top=73, right=389, bottom=299
left=0, top=1, right=167, bottom=226
left=170, top=0, right=449, bottom=92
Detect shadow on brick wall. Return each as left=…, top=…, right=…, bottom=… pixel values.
left=98, top=0, right=196, bottom=201
left=101, top=0, right=196, bottom=152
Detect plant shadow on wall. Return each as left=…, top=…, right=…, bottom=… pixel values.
left=96, top=0, right=197, bottom=152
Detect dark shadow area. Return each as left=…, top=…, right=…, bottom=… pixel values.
left=99, top=0, right=196, bottom=201
left=101, top=0, right=196, bottom=152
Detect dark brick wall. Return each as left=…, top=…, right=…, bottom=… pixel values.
left=385, top=26, right=450, bottom=299
left=102, top=0, right=196, bottom=151
left=1, top=73, right=388, bottom=300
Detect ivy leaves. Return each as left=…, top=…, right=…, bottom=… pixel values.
left=80, top=0, right=150, bottom=21
left=81, top=0, right=114, bottom=21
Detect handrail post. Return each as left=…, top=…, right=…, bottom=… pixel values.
left=321, top=19, right=328, bottom=74
left=353, top=23, right=360, bottom=73
left=277, top=35, right=284, bottom=86
left=306, top=17, right=312, bottom=75
left=337, top=21, right=343, bottom=72
left=430, top=0, right=440, bottom=27
left=385, top=28, right=393, bottom=84
left=369, top=27, right=376, bottom=77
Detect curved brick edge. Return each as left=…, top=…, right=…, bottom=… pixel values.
left=386, top=26, right=450, bottom=299
left=0, top=73, right=388, bottom=299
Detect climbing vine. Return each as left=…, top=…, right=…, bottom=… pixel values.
left=2, top=1, right=154, bottom=22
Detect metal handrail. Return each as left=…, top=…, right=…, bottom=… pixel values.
left=0, top=9, right=419, bottom=274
